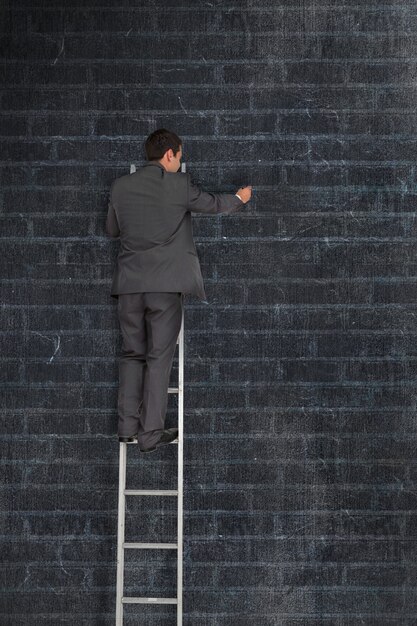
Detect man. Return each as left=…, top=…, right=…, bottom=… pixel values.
left=106, top=129, right=252, bottom=452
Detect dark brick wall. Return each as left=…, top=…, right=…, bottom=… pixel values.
left=1, top=1, right=417, bottom=624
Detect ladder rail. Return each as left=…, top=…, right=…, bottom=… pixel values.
left=177, top=308, right=184, bottom=625
left=115, top=443, right=127, bottom=625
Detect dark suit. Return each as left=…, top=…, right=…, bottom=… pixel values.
left=106, top=161, right=243, bottom=301
left=106, top=160, right=244, bottom=444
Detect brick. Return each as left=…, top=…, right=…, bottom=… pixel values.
left=31, top=165, right=90, bottom=186
left=0, top=165, right=30, bottom=185
left=218, top=360, right=284, bottom=383
left=346, top=112, right=417, bottom=136
left=81, top=306, right=117, bottom=329
left=217, top=564, right=272, bottom=586
left=0, top=565, right=88, bottom=588
left=286, top=164, right=346, bottom=186
left=349, top=303, right=415, bottom=330
left=284, top=460, right=407, bottom=486
left=198, top=239, right=314, bottom=266
left=0, top=307, right=24, bottom=331
left=0, top=65, right=27, bottom=86
left=24, top=411, right=112, bottom=435
left=3, top=189, right=106, bottom=213
left=124, top=87, right=251, bottom=112
left=348, top=135, right=417, bottom=161
left=253, top=85, right=373, bottom=110
left=345, top=565, right=408, bottom=586
left=87, top=361, right=117, bottom=383
left=0, top=114, right=27, bottom=135
left=23, top=64, right=88, bottom=85
left=380, top=84, right=417, bottom=110
left=1, top=244, right=60, bottom=281
left=2, top=88, right=126, bottom=112
left=0, top=10, right=28, bottom=35
left=0, top=591, right=116, bottom=614
left=1, top=281, right=112, bottom=305
left=24, top=362, right=87, bottom=383
left=274, top=511, right=402, bottom=538
left=29, top=10, right=65, bottom=33
left=223, top=62, right=284, bottom=84
left=0, top=361, right=21, bottom=383
left=280, top=564, right=343, bottom=586
left=202, top=281, right=245, bottom=304
left=32, top=113, right=92, bottom=136
left=214, top=307, right=338, bottom=331
left=0, top=216, right=29, bottom=237
left=63, top=241, right=114, bottom=265
left=345, top=359, right=417, bottom=381
left=286, top=61, right=345, bottom=84
left=95, top=113, right=216, bottom=136
left=220, top=214, right=347, bottom=238
left=87, top=62, right=215, bottom=88
left=187, top=331, right=311, bottom=359
left=280, top=109, right=342, bottom=134
left=247, top=383, right=374, bottom=409
left=247, top=281, right=372, bottom=305
left=191, top=137, right=310, bottom=162
left=374, top=280, right=417, bottom=304
left=0, top=35, right=59, bottom=60
left=56, top=139, right=141, bottom=162
left=218, top=112, right=277, bottom=135
left=186, top=386, right=246, bottom=409
left=350, top=61, right=417, bottom=84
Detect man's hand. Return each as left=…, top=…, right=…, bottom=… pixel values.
left=235, top=186, right=252, bottom=203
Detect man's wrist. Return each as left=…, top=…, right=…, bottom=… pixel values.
left=235, top=193, right=243, bottom=201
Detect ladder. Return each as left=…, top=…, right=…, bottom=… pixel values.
left=115, top=161, right=186, bottom=625
left=115, top=310, right=184, bottom=624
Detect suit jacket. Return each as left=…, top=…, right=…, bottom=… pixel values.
left=106, top=161, right=244, bottom=301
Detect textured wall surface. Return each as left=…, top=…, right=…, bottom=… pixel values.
left=1, top=0, right=417, bottom=624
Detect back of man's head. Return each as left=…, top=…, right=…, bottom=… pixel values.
left=145, top=129, right=182, bottom=161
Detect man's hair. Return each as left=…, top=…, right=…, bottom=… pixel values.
left=144, top=128, right=182, bottom=161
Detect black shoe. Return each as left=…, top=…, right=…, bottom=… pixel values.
left=139, top=428, right=179, bottom=454
left=158, top=428, right=179, bottom=447
left=118, top=434, right=138, bottom=443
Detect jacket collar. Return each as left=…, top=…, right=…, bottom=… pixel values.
left=144, top=160, right=166, bottom=171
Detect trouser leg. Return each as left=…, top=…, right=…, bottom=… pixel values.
left=138, top=292, right=183, bottom=449
left=117, top=293, right=146, bottom=437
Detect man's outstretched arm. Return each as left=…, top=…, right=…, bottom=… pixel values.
left=187, top=173, right=252, bottom=214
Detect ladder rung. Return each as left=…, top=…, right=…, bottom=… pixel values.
left=120, top=438, right=178, bottom=446
left=124, top=489, right=178, bottom=496
left=168, top=387, right=179, bottom=393
left=123, top=597, right=178, bottom=604
left=123, top=542, right=177, bottom=549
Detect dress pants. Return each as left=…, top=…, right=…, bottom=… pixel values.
left=117, top=292, right=183, bottom=448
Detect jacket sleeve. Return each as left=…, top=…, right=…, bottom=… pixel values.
left=186, top=173, right=244, bottom=215
left=106, top=185, right=120, bottom=238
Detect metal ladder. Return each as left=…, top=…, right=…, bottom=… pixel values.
left=115, top=161, right=186, bottom=625
left=115, top=311, right=184, bottom=624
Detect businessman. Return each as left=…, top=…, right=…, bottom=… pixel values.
left=106, top=129, right=252, bottom=452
